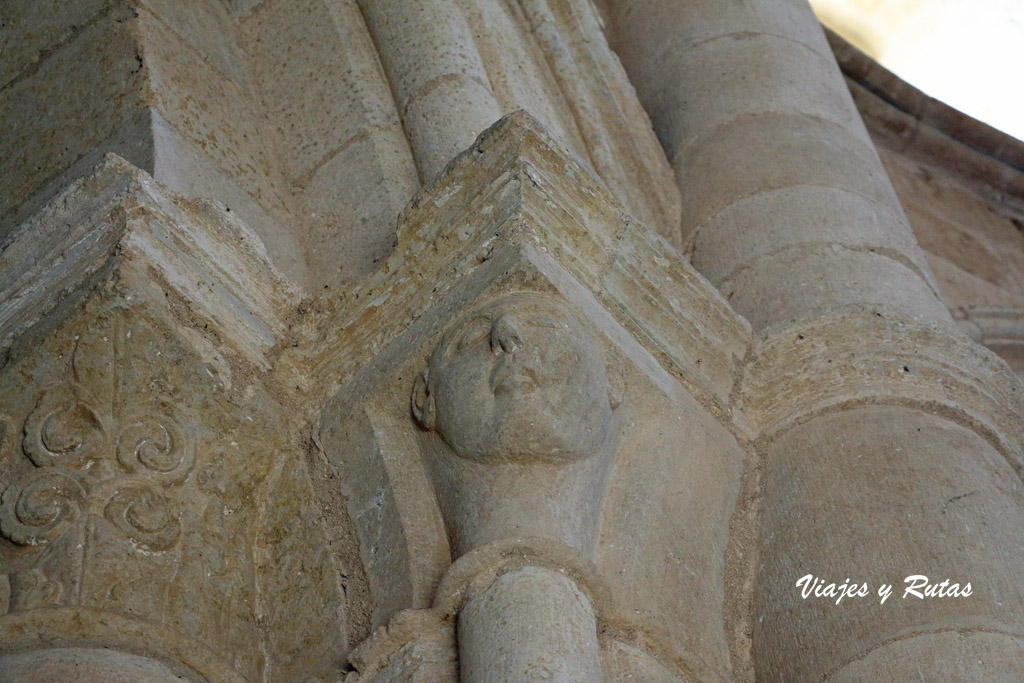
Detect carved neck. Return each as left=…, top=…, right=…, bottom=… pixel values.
left=419, top=409, right=621, bottom=559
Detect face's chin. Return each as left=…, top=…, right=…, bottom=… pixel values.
left=435, top=389, right=611, bottom=462
left=477, top=390, right=608, bottom=461
left=425, top=293, right=615, bottom=463
left=431, top=346, right=612, bottom=463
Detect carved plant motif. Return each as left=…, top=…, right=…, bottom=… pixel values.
left=0, top=468, right=87, bottom=546
left=22, top=398, right=106, bottom=469
left=2, top=403, right=192, bottom=551
left=0, top=308, right=196, bottom=555
left=0, top=301, right=269, bottom=676
left=8, top=568, right=64, bottom=610
left=102, top=479, right=183, bottom=551
left=116, top=404, right=195, bottom=484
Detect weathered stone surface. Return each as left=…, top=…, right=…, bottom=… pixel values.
left=357, top=0, right=682, bottom=244
left=344, top=609, right=457, bottom=682
left=6, top=2, right=1024, bottom=680
left=289, top=112, right=748, bottom=411
left=0, top=156, right=345, bottom=682
left=137, top=0, right=247, bottom=85
left=755, top=406, right=1024, bottom=682
left=0, top=647, right=199, bottom=682
left=833, top=29, right=1024, bottom=381
left=693, top=185, right=932, bottom=291
left=137, top=3, right=303, bottom=281
left=825, top=631, right=1024, bottom=683
left=0, top=272, right=272, bottom=682
left=0, top=155, right=295, bottom=365
left=636, top=32, right=869, bottom=166
left=459, top=566, right=602, bottom=682
left=257, top=450, right=351, bottom=681
left=0, top=4, right=152, bottom=235
left=234, top=0, right=420, bottom=288
left=0, top=0, right=116, bottom=90
left=310, top=113, right=745, bottom=681
left=610, top=3, right=1024, bottom=681
left=675, top=112, right=900, bottom=244
left=0, top=1, right=312, bottom=289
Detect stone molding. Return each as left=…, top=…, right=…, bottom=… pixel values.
left=0, top=607, right=248, bottom=682
left=283, top=111, right=750, bottom=415
left=0, top=154, right=297, bottom=368
left=0, top=155, right=344, bottom=681
left=828, top=28, right=1024, bottom=207
left=319, top=112, right=745, bottom=682
left=738, top=312, right=1024, bottom=475
left=5, top=103, right=1020, bottom=681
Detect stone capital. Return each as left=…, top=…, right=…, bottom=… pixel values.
left=0, top=156, right=344, bottom=681
left=318, top=112, right=746, bottom=681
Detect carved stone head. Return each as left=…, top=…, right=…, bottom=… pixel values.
left=412, top=292, right=615, bottom=463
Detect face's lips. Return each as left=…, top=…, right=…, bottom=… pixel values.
left=490, top=359, right=539, bottom=394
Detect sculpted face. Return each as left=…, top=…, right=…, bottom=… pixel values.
left=414, top=293, right=614, bottom=463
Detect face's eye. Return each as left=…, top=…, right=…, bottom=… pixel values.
left=454, top=316, right=492, bottom=351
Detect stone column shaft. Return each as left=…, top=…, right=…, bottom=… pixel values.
left=609, top=1, right=1024, bottom=680
left=608, top=0, right=947, bottom=330
left=458, top=566, right=602, bottom=683
left=357, top=0, right=502, bottom=183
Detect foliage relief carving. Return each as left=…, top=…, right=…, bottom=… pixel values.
left=1, top=308, right=195, bottom=553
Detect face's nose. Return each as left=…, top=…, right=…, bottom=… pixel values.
left=490, top=313, right=523, bottom=354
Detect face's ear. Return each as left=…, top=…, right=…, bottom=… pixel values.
left=411, top=370, right=435, bottom=430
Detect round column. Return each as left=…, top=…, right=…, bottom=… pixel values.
left=609, top=1, right=1024, bottom=679
left=459, top=566, right=602, bottom=682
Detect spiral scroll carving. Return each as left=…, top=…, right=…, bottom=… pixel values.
left=103, top=480, right=182, bottom=551
left=22, top=398, right=106, bottom=469
left=116, top=407, right=194, bottom=484
left=0, top=468, right=88, bottom=545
